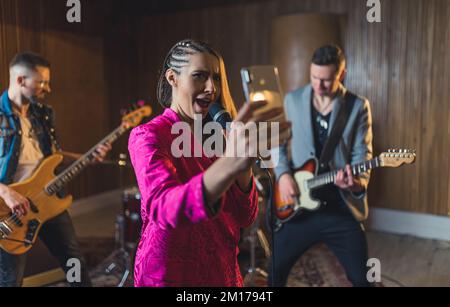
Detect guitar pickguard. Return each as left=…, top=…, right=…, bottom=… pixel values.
left=294, top=170, right=321, bottom=211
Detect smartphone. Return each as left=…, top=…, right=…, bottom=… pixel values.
left=240, top=65, right=286, bottom=123
left=240, top=65, right=290, bottom=161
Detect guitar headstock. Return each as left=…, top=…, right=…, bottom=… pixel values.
left=121, top=101, right=152, bottom=128
left=379, top=149, right=416, bottom=168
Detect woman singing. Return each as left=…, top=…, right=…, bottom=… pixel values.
left=128, top=39, right=289, bottom=287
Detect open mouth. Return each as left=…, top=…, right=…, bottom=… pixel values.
left=195, top=98, right=211, bottom=109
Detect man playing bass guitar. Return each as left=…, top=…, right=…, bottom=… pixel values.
left=0, top=52, right=110, bottom=287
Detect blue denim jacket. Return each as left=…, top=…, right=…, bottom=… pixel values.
left=0, top=91, right=56, bottom=184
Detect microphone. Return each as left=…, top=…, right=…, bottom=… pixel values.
left=209, top=101, right=264, bottom=164
left=208, top=101, right=232, bottom=131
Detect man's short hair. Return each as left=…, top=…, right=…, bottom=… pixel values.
left=9, top=52, right=50, bottom=71
left=311, top=45, right=345, bottom=70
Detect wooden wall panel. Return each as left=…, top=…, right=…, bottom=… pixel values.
left=0, top=0, right=119, bottom=199
left=270, top=13, right=343, bottom=93
left=446, top=2, right=450, bottom=217
left=1, top=0, right=449, bottom=216
left=129, top=0, right=450, bottom=216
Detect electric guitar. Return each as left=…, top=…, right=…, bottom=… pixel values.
left=0, top=104, right=152, bottom=254
left=273, top=149, right=416, bottom=223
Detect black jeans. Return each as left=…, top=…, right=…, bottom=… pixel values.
left=0, top=211, right=91, bottom=287
left=268, top=202, right=371, bottom=287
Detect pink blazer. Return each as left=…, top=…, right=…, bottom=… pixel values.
left=128, top=108, right=258, bottom=287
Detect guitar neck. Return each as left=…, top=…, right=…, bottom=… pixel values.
left=307, top=157, right=381, bottom=190
left=45, top=125, right=128, bottom=194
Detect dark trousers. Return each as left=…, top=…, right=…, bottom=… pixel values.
left=0, top=211, right=91, bottom=287
left=268, top=203, right=371, bottom=287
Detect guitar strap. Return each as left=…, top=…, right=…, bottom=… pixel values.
left=29, top=100, right=62, bottom=153
left=318, top=91, right=357, bottom=171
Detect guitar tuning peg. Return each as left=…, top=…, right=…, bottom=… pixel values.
left=388, top=149, right=392, bottom=153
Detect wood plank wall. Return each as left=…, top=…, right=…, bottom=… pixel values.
left=0, top=0, right=127, bottom=200
left=1, top=0, right=449, bottom=216
left=130, top=0, right=450, bottom=216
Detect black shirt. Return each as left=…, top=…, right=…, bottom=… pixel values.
left=311, top=101, right=342, bottom=205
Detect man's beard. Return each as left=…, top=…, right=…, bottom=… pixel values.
left=29, top=94, right=46, bottom=104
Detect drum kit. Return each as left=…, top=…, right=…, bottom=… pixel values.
left=97, top=154, right=272, bottom=287
left=100, top=186, right=141, bottom=287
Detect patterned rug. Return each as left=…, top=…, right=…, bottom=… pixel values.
left=244, top=243, right=387, bottom=287
left=49, top=237, right=134, bottom=287
left=241, top=243, right=353, bottom=287
left=286, top=244, right=352, bottom=287
left=51, top=238, right=376, bottom=287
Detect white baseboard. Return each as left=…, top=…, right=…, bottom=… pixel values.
left=68, top=189, right=123, bottom=218
left=368, top=208, right=450, bottom=242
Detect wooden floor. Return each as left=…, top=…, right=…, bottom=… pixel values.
left=68, top=189, right=450, bottom=287
left=366, top=232, right=450, bottom=286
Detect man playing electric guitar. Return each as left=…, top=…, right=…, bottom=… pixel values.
left=0, top=52, right=111, bottom=287
left=269, top=45, right=374, bottom=287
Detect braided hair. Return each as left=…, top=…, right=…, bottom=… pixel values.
left=156, top=39, right=237, bottom=119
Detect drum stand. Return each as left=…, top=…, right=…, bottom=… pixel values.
left=243, top=214, right=269, bottom=286
left=103, top=214, right=132, bottom=287
left=243, top=176, right=270, bottom=287
left=101, top=154, right=133, bottom=287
